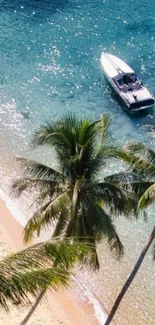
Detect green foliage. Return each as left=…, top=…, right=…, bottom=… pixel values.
left=124, top=141, right=155, bottom=176
left=12, top=113, right=136, bottom=268
left=0, top=238, right=91, bottom=310
left=138, top=184, right=155, bottom=210
left=120, top=141, right=155, bottom=211
left=105, top=172, right=155, bottom=204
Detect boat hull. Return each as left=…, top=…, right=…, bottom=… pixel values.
left=100, top=53, right=154, bottom=114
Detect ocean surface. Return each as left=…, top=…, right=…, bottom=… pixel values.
left=0, top=0, right=155, bottom=324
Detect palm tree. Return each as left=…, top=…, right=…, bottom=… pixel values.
left=12, top=114, right=135, bottom=269
left=0, top=238, right=89, bottom=311
left=12, top=114, right=136, bottom=325
left=104, top=141, right=155, bottom=324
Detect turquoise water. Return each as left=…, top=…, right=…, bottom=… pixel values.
left=1, top=0, right=155, bottom=324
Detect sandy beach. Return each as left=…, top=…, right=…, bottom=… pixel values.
left=0, top=198, right=99, bottom=325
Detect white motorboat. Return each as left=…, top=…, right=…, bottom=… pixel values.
left=100, top=52, right=154, bottom=113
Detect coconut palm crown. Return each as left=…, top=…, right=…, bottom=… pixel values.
left=12, top=114, right=135, bottom=268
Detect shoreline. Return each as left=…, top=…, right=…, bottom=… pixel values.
left=0, top=197, right=100, bottom=325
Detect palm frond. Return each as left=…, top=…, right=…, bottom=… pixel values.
left=104, top=173, right=142, bottom=204
left=32, top=114, right=77, bottom=148
left=124, top=142, right=155, bottom=176
left=30, top=114, right=115, bottom=182
left=52, top=211, right=68, bottom=237
left=0, top=267, right=68, bottom=311
left=67, top=117, right=109, bottom=179
left=92, top=114, right=111, bottom=146
left=11, top=179, right=32, bottom=197
left=99, top=145, right=131, bottom=161
left=76, top=145, right=120, bottom=182
left=138, top=184, right=155, bottom=210
left=15, top=156, right=62, bottom=180
left=46, top=238, right=93, bottom=269
left=125, top=141, right=147, bottom=153
left=11, top=178, right=62, bottom=199
left=129, top=181, right=155, bottom=200
left=31, top=115, right=79, bottom=164
left=98, top=113, right=111, bottom=134
left=77, top=117, right=99, bottom=144
left=85, top=201, right=124, bottom=258
left=24, top=191, right=71, bottom=242
left=0, top=238, right=91, bottom=310
left=104, top=172, right=143, bottom=184
left=104, top=173, right=155, bottom=201
left=82, top=145, right=130, bottom=182
left=91, top=181, right=136, bottom=216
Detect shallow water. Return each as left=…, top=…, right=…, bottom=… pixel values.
left=1, top=0, right=155, bottom=324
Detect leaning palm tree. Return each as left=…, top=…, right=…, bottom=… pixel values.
left=104, top=141, right=155, bottom=324
left=12, top=114, right=136, bottom=269
left=0, top=238, right=89, bottom=311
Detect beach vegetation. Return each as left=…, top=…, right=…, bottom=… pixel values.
left=11, top=113, right=139, bottom=324
left=104, top=141, right=155, bottom=324
left=12, top=113, right=136, bottom=269
left=0, top=238, right=90, bottom=311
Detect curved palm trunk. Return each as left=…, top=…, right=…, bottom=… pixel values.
left=104, top=226, right=155, bottom=325
left=19, top=289, right=46, bottom=325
